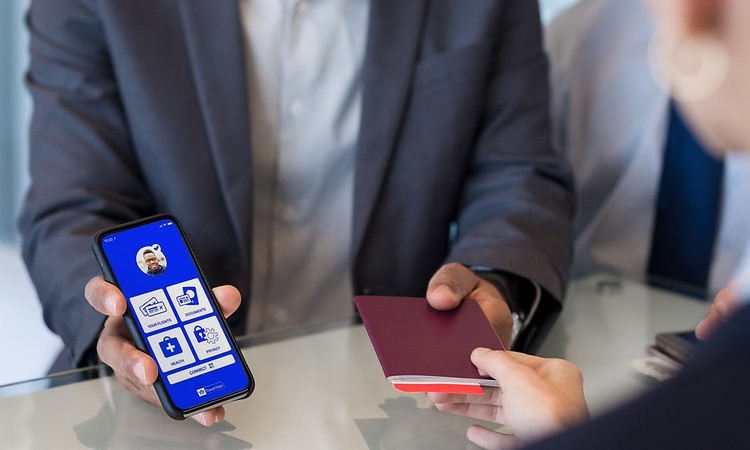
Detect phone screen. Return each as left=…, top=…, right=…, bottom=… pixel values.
left=94, top=215, right=253, bottom=418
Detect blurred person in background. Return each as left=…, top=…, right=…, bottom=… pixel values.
left=430, top=0, right=750, bottom=448
left=546, top=0, right=750, bottom=300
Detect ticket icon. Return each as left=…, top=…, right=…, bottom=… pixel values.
left=140, top=296, right=167, bottom=317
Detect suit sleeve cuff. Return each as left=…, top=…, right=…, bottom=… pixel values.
left=468, top=266, right=561, bottom=353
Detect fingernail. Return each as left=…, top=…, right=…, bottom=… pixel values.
left=435, top=284, right=455, bottom=297
left=695, top=320, right=707, bottom=338
left=105, top=294, right=118, bottom=315
left=472, top=347, right=491, bottom=358
left=134, top=361, right=147, bottom=383
left=194, top=412, right=213, bottom=427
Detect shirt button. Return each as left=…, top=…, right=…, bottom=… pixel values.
left=296, top=0, right=309, bottom=14
left=273, top=308, right=289, bottom=325
left=281, top=205, right=299, bottom=222
left=287, top=99, right=303, bottom=117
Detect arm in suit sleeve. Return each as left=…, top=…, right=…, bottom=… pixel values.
left=18, top=0, right=154, bottom=369
left=447, top=1, right=575, bottom=351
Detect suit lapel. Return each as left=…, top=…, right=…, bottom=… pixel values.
left=353, top=0, right=428, bottom=257
left=177, top=0, right=428, bottom=268
left=177, top=1, right=253, bottom=264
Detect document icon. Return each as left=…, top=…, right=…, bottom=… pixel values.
left=175, top=286, right=199, bottom=306
left=140, top=296, right=167, bottom=317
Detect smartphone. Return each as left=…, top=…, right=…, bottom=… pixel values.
left=655, top=330, right=702, bottom=364
left=92, top=214, right=254, bottom=419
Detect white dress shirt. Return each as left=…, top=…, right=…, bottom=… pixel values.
left=545, top=0, right=750, bottom=296
left=239, top=0, right=369, bottom=332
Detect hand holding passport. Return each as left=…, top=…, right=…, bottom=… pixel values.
left=354, top=295, right=505, bottom=394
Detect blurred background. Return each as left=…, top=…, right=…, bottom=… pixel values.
left=0, top=0, right=63, bottom=389
left=1, top=0, right=30, bottom=245
left=0, top=0, right=579, bottom=386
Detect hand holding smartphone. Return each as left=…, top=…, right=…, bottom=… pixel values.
left=92, top=214, right=254, bottom=420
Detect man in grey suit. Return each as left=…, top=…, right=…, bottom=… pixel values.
left=19, top=0, right=574, bottom=424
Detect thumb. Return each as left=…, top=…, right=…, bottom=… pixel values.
left=426, top=263, right=478, bottom=310
left=471, top=348, right=540, bottom=385
left=212, top=285, right=242, bottom=318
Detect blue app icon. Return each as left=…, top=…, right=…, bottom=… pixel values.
left=176, top=286, right=199, bottom=306
left=159, top=336, right=183, bottom=357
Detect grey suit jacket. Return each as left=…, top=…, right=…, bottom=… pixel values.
left=20, top=0, right=574, bottom=369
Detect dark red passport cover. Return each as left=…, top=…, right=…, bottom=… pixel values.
left=354, top=295, right=505, bottom=394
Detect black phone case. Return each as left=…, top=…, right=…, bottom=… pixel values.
left=655, top=330, right=701, bottom=364
left=91, top=214, right=254, bottom=419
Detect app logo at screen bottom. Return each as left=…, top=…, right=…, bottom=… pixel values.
left=197, top=382, right=225, bottom=397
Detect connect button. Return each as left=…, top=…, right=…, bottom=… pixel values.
left=167, top=354, right=236, bottom=384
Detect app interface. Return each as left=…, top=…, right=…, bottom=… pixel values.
left=99, top=218, right=249, bottom=410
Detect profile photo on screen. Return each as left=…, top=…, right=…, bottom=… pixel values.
left=138, top=246, right=166, bottom=276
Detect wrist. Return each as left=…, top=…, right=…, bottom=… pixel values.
left=467, top=266, right=545, bottom=350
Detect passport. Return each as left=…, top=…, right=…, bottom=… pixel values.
left=354, top=295, right=505, bottom=394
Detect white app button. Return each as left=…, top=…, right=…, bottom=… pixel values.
left=166, top=278, right=214, bottom=321
left=185, top=316, right=232, bottom=361
left=167, top=354, right=236, bottom=384
left=147, top=328, right=195, bottom=373
left=130, top=289, right=178, bottom=333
